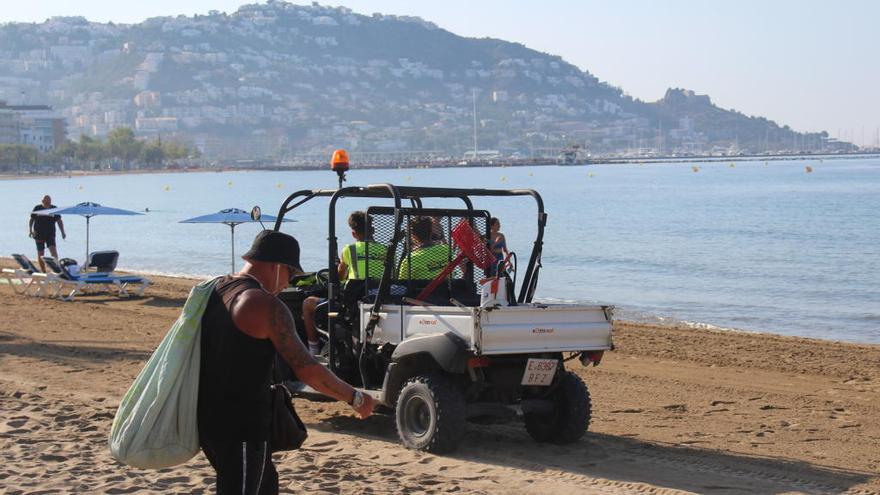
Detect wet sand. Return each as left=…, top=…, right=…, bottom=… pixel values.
left=1, top=266, right=878, bottom=494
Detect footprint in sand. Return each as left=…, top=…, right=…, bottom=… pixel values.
left=7, top=417, right=29, bottom=428
left=157, top=476, right=192, bottom=484
left=662, top=404, right=687, bottom=412
left=39, top=453, right=68, bottom=462
left=704, top=408, right=730, bottom=415
left=316, top=482, right=340, bottom=494
left=105, top=487, right=142, bottom=494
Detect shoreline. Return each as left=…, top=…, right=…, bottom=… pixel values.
left=87, top=267, right=880, bottom=348
left=3, top=258, right=877, bottom=348
left=1, top=265, right=878, bottom=493
left=1, top=151, right=876, bottom=181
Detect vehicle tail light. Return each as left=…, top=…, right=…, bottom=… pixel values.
left=467, top=357, right=491, bottom=368
left=580, top=351, right=604, bottom=367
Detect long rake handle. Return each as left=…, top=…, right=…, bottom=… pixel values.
left=415, top=252, right=467, bottom=302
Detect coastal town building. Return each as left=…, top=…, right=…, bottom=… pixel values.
left=0, top=106, right=20, bottom=145
left=0, top=101, right=67, bottom=152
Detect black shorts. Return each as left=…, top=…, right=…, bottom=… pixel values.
left=35, top=236, right=56, bottom=251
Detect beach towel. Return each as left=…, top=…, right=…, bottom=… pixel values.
left=109, top=277, right=219, bottom=469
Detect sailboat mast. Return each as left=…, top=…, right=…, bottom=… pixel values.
left=472, top=89, right=478, bottom=159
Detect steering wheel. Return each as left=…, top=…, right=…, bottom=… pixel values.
left=315, top=268, right=330, bottom=287
left=290, top=268, right=329, bottom=289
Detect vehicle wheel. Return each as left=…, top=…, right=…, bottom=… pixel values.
left=395, top=374, right=466, bottom=453
left=524, top=371, right=591, bottom=444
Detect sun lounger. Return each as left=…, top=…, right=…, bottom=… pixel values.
left=86, top=250, right=119, bottom=273
left=41, top=256, right=151, bottom=300
left=2, top=254, right=49, bottom=296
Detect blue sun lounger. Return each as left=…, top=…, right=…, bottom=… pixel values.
left=41, top=256, right=151, bottom=300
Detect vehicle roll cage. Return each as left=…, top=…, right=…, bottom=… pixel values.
left=273, top=184, right=547, bottom=312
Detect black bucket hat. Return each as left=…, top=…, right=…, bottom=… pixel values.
left=243, top=230, right=303, bottom=272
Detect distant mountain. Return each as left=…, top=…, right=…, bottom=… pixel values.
left=0, top=2, right=840, bottom=159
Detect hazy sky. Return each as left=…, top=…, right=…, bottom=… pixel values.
left=4, top=1, right=879, bottom=145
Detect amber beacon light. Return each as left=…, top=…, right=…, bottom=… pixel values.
left=331, top=149, right=350, bottom=188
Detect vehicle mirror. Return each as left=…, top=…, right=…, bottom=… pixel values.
left=250, top=206, right=262, bottom=222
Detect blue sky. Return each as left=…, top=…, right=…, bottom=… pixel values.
left=4, top=0, right=879, bottom=146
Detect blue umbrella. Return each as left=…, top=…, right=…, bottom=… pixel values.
left=180, top=208, right=289, bottom=272
left=35, top=201, right=142, bottom=265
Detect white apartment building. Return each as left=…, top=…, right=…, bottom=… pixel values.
left=0, top=102, right=67, bottom=152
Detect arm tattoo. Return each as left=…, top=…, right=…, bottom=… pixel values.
left=269, top=299, right=353, bottom=402
left=270, top=301, right=319, bottom=371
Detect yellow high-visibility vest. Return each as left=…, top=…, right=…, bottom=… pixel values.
left=398, top=243, right=452, bottom=279
left=341, top=241, right=387, bottom=280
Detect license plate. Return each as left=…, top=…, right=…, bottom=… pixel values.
left=521, top=358, right=558, bottom=386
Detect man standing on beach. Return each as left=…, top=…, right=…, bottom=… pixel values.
left=29, top=195, right=65, bottom=273
left=198, top=230, right=375, bottom=495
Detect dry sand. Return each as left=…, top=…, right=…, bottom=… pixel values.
left=1, top=266, right=878, bottom=494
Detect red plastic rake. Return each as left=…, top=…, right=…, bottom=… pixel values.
left=415, top=219, right=494, bottom=301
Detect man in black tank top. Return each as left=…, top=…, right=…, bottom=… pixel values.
left=198, top=230, right=375, bottom=495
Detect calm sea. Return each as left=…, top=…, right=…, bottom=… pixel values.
left=2, top=158, right=878, bottom=344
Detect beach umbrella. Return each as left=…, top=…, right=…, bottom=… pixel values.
left=34, top=201, right=143, bottom=265
left=180, top=208, right=290, bottom=272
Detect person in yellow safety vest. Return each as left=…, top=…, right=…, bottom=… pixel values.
left=399, top=216, right=452, bottom=279
left=339, top=237, right=387, bottom=281
left=302, top=211, right=386, bottom=355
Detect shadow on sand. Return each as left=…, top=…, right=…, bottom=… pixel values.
left=0, top=335, right=151, bottom=365
left=312, top=414, right=872, bottom=494
left=41, top=293, right=188, bottom=308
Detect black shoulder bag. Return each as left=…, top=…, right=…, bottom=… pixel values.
left=269, top=356, right=308, bottom=452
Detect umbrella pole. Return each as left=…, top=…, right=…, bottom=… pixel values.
left=230, top=223, right=235, bottom=273
left=85, top=216, right=90, bottom=267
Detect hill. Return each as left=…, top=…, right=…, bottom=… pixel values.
left=0, top=2, right=837, bottom=159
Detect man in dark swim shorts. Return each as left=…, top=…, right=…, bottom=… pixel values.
left=29, top=195, right=66, bottom=273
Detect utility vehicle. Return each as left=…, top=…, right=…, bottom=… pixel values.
left=268, top=183, right=613, bottom=453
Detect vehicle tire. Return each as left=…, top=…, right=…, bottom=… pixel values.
left=395, top=373, right=466, bottom=454
left=524, top=371, right=591, bottom=444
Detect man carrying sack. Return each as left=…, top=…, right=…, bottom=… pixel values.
left=198, top=230, right=375, bottom=494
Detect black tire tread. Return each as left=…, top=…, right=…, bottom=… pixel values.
left=395, top=373, right=466, bottom=454
left=524, top=370, right=591, bottom=444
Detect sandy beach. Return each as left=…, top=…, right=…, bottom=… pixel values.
left=1, top=264, right=878, bottom=494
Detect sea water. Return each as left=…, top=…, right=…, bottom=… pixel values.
left=1, top=158, right=878, bottom=344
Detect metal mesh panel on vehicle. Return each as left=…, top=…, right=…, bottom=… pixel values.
left=364, top=207, right=491, bottom=301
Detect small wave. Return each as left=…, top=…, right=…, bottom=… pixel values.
left=118, top=267, right=213, bottom=279
left=535, top=296, right=611, bottom=305
left=610, top=309, right=762, bottom=334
